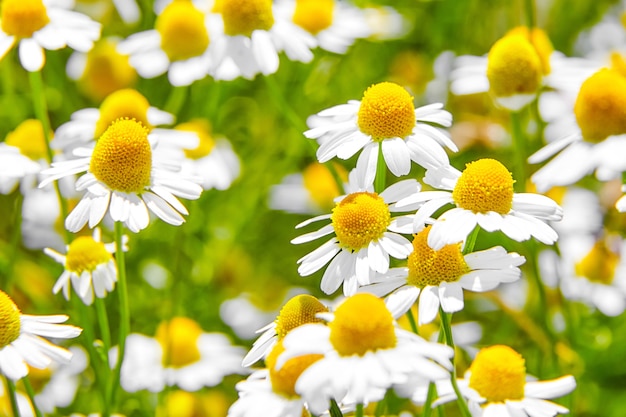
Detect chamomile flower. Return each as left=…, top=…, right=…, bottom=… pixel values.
left=291, top=179, right=420, bottom=296
left=0, top=289, right=82, bottom=381
left=362, top=225, right=525, bottom=325
left=0, top=0, right=101, bottom=72
left=277, top=293, right=454, bottom=415
left=437, top=345, right=576, bottom=417
left=305, top=81, right=456, bottom=188
left=398, top=158, right=563, bottom=250
left=40, top=118, right=203, bottom=233
left=44, top=228, right=126, bottom=305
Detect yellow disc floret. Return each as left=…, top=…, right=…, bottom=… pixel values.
left=5, top=119, right=48, bottom=161
left=266, top=340, right=323, bottom=399
left=156, top=317, right=202, bottom=368
left=156, top=1, right=210, bottom=62
left=293, top=0, right=334, bottom=35
left=1, top=0, right=50, bottom=38
left=94, top=89, right=153, bottom=138
left=575, top=239, right=619, bottom=285
left=176, top=120, right=215, bottom=160
left=407, top=226, right=470, bottom=287
left=329, top=293, right=396, bottom=356
left=452, top=158, right=515, bottom=214
left=357, top=82, right=416, bottom=140
left=90, top=118, right=152, bottom=193
left=65, top=236, right=113, bottom=275
left=302, top=163, right=346, bottom=211
left=79, top=40, right=137, bottom=102
left=221, top=0, right=274, bottom=37
left=574, top=69, right=626, bottom=142
left=274, top=294, right=328, bottom=339
left=469, top=345, right=526, bottom=403
left=505, top=26, right=553, bottom=75
left=0, top=290, right=21, bottom=349
left=331, top=192, right=390, bottom=251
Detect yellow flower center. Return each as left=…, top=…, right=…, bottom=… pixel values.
left=505, top=26, right=553, bottom=75
left=331, top=192, right=390, bottom=251
left=94, top=89, right=153, bottom=138
left=329, top=293, right=396, bottom=356
left=156, top=317, right=202, bottom=368
left=4, top=119, right=48, bottom=160
left=452, top=158, right=515, bottom=214
left=79, top=40, right=137, bottom=102
left=574, top=69, right=626, bottom=142
left=469, top=345, right=526, bottom=403
left=274, top=294, right=328, bottom=339
left=357, top=82, right=416, bottom=141
left=163, top=391, right=197, bottom=417
left=407, top=226, right=470, bottom=287
left=266, top=340, right=323, bottom=399
left=64, top=236, right=113, bottom=275
left=1, top=0, right=50, bottom=38
left=292, top=0, right=334, bottom=35
left=156, top=1, right=210, bottom=62
left=302, top=163, right=346, bottom=211
left=0, top=290, right=21, bottom=349
left=575, top=239, right=618, bottom=285
left=221, top=0, right=274, bottom=37
left=90, top=118, right=152, bottom=193
left=176, top=120, right=215, bottom=160
left=26, top=365, right=52, bottom=392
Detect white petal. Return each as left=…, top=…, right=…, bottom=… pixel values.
left=19, top=38, right=45, bottom=72
left=438, top=282, right=464, bottom=313
left=418, top=286, right=440, bottom=325
left=381, top=137, right=411, bottom=176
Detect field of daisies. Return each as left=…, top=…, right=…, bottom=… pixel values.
left=1, top=0, right=626, bottom=416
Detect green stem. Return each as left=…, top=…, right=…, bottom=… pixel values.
left=329, top=398, right=344, bottom=417
left=94, top=297, right=111, bottom=365
left=463, top=226, right=480, bottom=255
left=374, top=142, right=386, bottom=193
left=439, top=309, right=472, bottom=417
left=356, top=403, right=364, bottom=417
left=6, top=378, right=21, bottom=417
left=406, top=308, right=419, bottom=335
left=510, top=110, right=527, bottom=193
left=422, top=381, right=438, bottom=417
left=22, top=377, right=43, bottom=417
left=164, top=85, right=188, bottom=116
left=524, top=0, right=536, bottom=28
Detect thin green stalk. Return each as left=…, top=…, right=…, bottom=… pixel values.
left=164, top=85, right=188, bottom=115
left=510, top=110, right=527, bottom=193
left=374, top=142, right=385, bottom=193
left=525, top=0, right=536, bottom=28
left=329, top=398, right=344, bottom=417
left=22, top=377, right=43, bottom=417
left=406, top=308, right=419, bottom=335
left=94, top=297, right=112, bottom=365
left=6, top=378, right=21, bottom=417
left=422, top=381, right=438, bottom=417
left=439, top=310, right=472, bottom=417
left=356, top=403, right=364, bottom=417
left=462, top=226, right=479, bottom=255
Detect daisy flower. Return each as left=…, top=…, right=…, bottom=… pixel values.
left=0, top=0, right=101, bottom=72
left=39, top=118, right=203, bottom=233
left=362, top=225, right=525, bottom=325
left=397, top=158, right=563, bottom=250
left=44, top=228, right=127, bottom=305
left=437, top=345, right=576, bottom=417
left=305, top=81, right=456, bottom=188
left=277, top=293, right=454, bottom=415
left=0, top=289, right=82, bottom=381
left=291, top=178, right=420, bottom=296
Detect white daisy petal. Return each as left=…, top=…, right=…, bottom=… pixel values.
left=418, top=286, right=440, bottom=325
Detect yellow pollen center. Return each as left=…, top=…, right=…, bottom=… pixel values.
left=293, top=0, right=334, bottom=35
left=156, top=1, right=210, bottom=62
left=331, top=192, right=390, bottom=251
left=0, top=290, right=21, bottom=349
left=266, top=340, right=323, bottom=399
left=156, top=317, right=203, bottom=368
left=90, top=118, right=152, bottom=193
left=357, top=82, right=416, bottom=140
left=302, top=163, right=346, bottom=211
left=95, top=89, right=153, bottom=138
left=407, top=226, right=470, bottom=287
left=329, top=293, right=396, bottom=356
left=221, top=0, right=274, bottom=37
left=80, top=40, right=137, bottom=102
left=65, top=236, right=113, bottom=275
left=575, top=239, right=618, bottom=285
left=274, top=294, right=328, bottom=339
left=176, top=120, right=215, bottom=160
left=505, top=26, right=553, bottom=75
left=452, top=158, right=515, bottom=214
left=469, top=345, right=526, bottom=403
left=1, top=0, right=50, bottom=38
left=4, top=119, right=49, bottom=160
left=574, top=69, right=626, bottom=142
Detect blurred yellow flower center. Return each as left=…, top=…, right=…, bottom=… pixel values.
left=575, top=239, right=618, bottom=285
left=452, top=158, right=514, bottom=214
left=176, top=120, right=215, bottom=160
left=332, top=192, right=390, bottom=251
left=574, top=69, right=626, bottom=142
left=274, top=294, right=328, bottom=339
left=469, top=345, right=526, bottom=403
left=163, top=390, right=197, bottom=417
left=156, top=317, right=202, bottom=368
left=80, top=40, right=137, bottom=102
left=90, top=118, right=152, bottom=193
left=293, top=0, right=334, bottom=35
left=357, top=82, right=416, bottom=140
left=26, top=365, right=52, bottom=392
left=221, top=0, right=274, bottom=37
left=0, top=290, right=21, bottom=349
left=329, top=293, right=396, bottom=356
left=5, top=119, right=48, bottom=160
left=407, top=226, right=469, bottom=287
left=65, top=236, right=112, bottom=275
left=156, top=1, right=210, bottom=62
left=1, top=0, right=50, bottom=38
left=95, top=89, right=153, bottom=138
left=302, top=163, right=345, bottom=211
left=506, top=26, right=553, bottom=75
left=266, top=340, right=323, bottom=398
